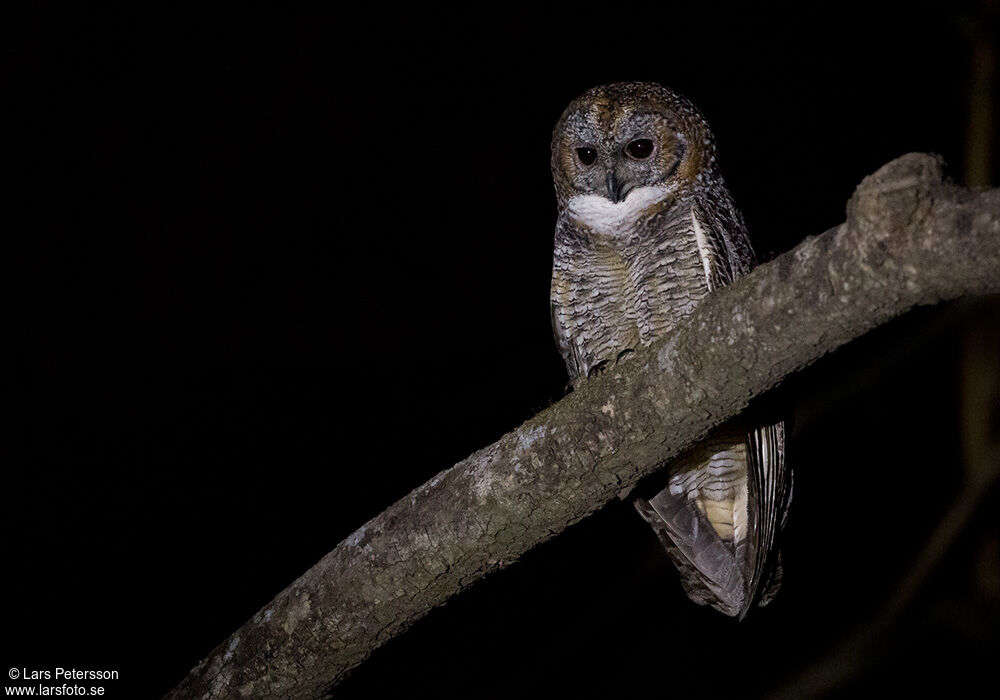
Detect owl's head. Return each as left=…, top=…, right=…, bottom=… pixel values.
left=551, top=82, right=718, bottom=210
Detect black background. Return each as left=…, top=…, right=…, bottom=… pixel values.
left=6, top=3, right=1000, bottom=698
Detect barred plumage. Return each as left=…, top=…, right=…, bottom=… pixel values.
left=549, top=82, right=791, bottom=617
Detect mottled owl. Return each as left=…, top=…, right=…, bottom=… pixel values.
left=549, top=82, right=792, bottom=617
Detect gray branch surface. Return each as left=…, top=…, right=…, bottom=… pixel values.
left=164, top=154, right=1000, bottom=699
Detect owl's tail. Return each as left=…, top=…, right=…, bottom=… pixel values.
left=634, top=420, right=791, bottom=617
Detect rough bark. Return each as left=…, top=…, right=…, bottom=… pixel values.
left=164, top=154, right=1000, bottom=700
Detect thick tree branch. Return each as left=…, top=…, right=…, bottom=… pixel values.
left=165, top=154, right=1000, bottom=699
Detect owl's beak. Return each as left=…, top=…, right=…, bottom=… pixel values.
left=605, top=171, right=628, bottom=204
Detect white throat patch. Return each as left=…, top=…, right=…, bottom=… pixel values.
left=566, top=186, right=671, bottom=238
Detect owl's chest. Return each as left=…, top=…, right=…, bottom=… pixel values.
left=552, top=207, right=711, bottom=377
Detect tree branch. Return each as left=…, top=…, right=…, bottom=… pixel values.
left=164, top=154, right=1000, bottom=700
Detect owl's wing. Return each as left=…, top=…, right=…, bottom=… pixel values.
left=549, top=292, right=580, bottom=383
left=690, top=194, right=755, bottom=288
left=654, top=196, right=789, bottom=614
left=745, top=420, right=791, bottom=609
left=550, top=219, right=577, bottom=382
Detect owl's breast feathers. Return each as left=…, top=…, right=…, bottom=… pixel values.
left=551, top=187, right=742, bottom=380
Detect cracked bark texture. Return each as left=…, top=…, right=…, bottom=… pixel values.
left=163, top=154, right=1000, bottom=700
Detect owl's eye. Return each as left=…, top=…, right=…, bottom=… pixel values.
left=625, top=139, right=654, bottom=160
left=576, top=147, right=597, bottom=166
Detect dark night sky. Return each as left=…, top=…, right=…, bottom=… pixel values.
left=6, top=3, right=1000, bottom=699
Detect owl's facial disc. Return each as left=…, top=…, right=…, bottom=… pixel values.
left=559, top=109, right=685, bottom=204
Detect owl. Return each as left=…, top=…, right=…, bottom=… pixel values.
left=550, top=82, right=792, bottom=617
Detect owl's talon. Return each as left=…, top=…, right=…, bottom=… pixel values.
left=588, top=359, right=610, bottom=378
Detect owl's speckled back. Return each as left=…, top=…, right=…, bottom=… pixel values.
left=549, top=82, right=791, bottom=617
